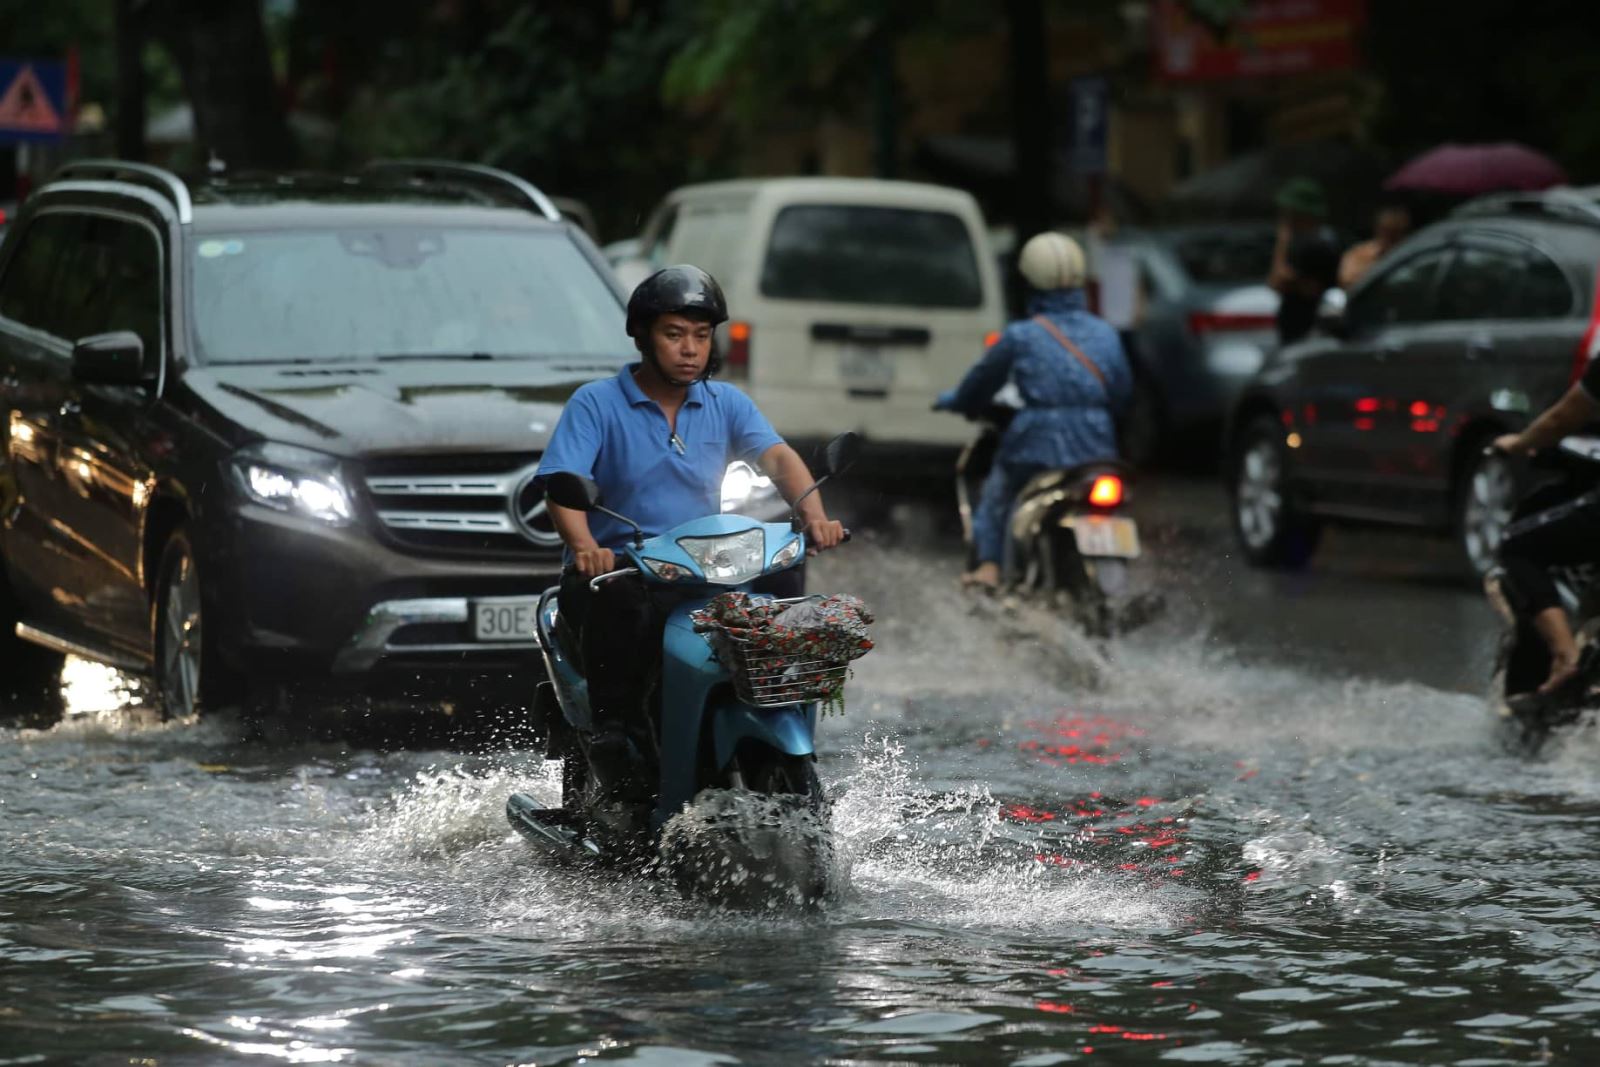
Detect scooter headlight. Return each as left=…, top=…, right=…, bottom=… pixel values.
left=769, top=538, right=803, bottom=571
left=640, top=558, right=693, bottom=582
left=677, top=529, right=765, bottom=585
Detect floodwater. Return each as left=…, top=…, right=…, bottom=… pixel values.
left=5, top=494, right=1600, bottom=1065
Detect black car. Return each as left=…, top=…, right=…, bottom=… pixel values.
left=1226, top=188, right=1600, bottom=574
left=0, top=159, right=644, bottom=720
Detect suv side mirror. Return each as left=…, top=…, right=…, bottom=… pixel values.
left=545, top=472, right=602, bottom=512
left=821, top=432, right=862, bottom=478
left=71, top=332, right=149, bottom=385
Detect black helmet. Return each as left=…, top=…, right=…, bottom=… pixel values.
left=625, top=265, right=729, bottom=341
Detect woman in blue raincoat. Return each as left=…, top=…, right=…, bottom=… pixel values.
left=936, top=232, right=1132, bottom=590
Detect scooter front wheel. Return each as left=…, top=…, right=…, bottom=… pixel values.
left=738, top=751, right=826, bottom=813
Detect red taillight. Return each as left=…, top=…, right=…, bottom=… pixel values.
left=1186, top=311, right=1276, bottom=336
left=1088, top=475, right=1123, bottom=508
left=983, top=329, right=1001, bottom=349
left=727, top=320, right=751, bottom=369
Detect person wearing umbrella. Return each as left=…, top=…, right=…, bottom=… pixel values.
left=1268, top=177, right=1340, bottom=346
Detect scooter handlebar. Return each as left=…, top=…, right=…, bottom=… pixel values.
left=587, top=566, right=637, bottom=592
left=588, top=530, right=852, bottom=591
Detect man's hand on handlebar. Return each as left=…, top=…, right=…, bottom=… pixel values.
left=573, top=545, right=616, bottom=577
left=1491, top=433, right=1532, bottom=458
left=804, top=518, right=846, bottom=555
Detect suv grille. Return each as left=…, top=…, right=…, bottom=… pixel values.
left=361, top=453, right=561, bottom=558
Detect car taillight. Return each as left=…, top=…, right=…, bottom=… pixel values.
left=727, top=320, right=751, bottom=369
left=1088, top=475, right=1123, bottom=508
left=1187, top=311, right=1275, bottom=336
left=983, top=329, right=1001, bottom=349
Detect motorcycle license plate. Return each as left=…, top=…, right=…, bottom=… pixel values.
left=1061, top=515, right=1141, bottom=559
left=839, top=345, right=893, bottom=392
left=473, top=596, right=540, bottom=641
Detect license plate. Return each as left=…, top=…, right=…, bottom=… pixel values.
left=1061, top=515, right=1141, bottom=558
left=473, top=597, right=539, bottom=641
left=839, top=345, right=893, bottom=390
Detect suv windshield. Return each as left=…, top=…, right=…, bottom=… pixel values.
left=190, top=227, right=627, bottom=364
left=760, top=204, right=982, bottom=308
left=1166, top=229, right=1276, bottom=286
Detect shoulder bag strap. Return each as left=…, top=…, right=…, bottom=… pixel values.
left=1032, top=314, right=1105, bottom=390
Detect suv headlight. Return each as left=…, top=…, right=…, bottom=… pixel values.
left=230, top=444, right=354, bottom=526
left=677, top=529, right=765, bottom=584
left=720, top=460, right=774, bottom=513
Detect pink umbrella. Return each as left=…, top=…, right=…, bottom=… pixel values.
left=1385, top=142, right=1568, bottom=196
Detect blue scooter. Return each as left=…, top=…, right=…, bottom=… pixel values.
left=506, top=434, right=861, bottom=902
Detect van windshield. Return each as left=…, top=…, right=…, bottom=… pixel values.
left=761, top=205, right=983, bottom=308
left=190, top=227, right=628, bottom=364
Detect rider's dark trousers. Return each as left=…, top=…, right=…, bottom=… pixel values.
left=1498, top=490, right=1600, bottom=616
left=559, top=565, right=806, bottom=741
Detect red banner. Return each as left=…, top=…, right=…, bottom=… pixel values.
left=1154, top=0, right=1366, bottom=81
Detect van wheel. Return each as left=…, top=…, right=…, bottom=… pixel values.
left=152, top=529, right=236, bottom=719
left=1230, top=416, right=1321, bottom=568
left=1458, top=447, right=1517, bottom=577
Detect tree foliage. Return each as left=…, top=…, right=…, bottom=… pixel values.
left=314, top=2, right=696, bottom=236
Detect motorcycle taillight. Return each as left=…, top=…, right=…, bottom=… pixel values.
left=1088, top=475, right=1123, bottom=508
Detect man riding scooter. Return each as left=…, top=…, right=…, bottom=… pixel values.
left=935, top=232, right=1133, bottom=590
left=1490, top=356, right=1600, bottom=711
left=537, top=265, right=845, bottom=800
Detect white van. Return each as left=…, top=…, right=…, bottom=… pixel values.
left=624, top=178, right=1005, bottom=448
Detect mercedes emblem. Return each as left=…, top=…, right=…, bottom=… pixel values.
left=510, top=469, right=563, bottom=547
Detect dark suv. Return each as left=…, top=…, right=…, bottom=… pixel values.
left=0, top=159, right=640, bottom=719
left=1226, top=188, right=1600, bottom=574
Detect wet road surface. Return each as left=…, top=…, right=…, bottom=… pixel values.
left=6, top=477, right=1600, bottom=1064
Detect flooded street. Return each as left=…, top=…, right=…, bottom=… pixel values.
left=6, top=480, right=1600, bottom=1065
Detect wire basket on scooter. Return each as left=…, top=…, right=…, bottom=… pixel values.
left=708, top=628, right=853, bottom=708
left=692, top=592, right=875, bottom=711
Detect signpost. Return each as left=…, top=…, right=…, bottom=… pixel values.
left=1153, top=0, right=1366, bottom=82
left=0, top=60, right=68, bottom=144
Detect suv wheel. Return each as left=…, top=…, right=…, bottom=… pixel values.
left=1230, top=416, right=1321, bottom=568
left=152, top=529, right=235, bottom=718
left=1458, top=447, right=1517, bottom=576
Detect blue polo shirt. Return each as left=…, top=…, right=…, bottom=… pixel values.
left=537, top=364, right=785, bottom=552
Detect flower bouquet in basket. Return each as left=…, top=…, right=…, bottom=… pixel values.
left=691, top=592, right=875, bottom=713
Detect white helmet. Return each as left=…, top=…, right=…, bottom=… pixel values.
left=1018, top=231, right=1086, bottom=291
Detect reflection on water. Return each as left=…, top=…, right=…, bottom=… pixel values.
left=58, top=655, right=149, bottom=716
left=1, top=544, right=1598, bottom=1064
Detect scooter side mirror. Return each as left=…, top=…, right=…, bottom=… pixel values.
left=821, top=432, right=862, bottom=478
left=545, top=472, right=602, bottom=512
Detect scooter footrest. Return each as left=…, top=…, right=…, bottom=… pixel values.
left=506, top=792, right=602, bottom=860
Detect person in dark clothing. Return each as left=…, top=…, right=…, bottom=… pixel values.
left=1491, top=355, right=1600, bottom=701
left=538, top=265, right=844, bottom=797
left=1268, top=177, right=1341, bottom=346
